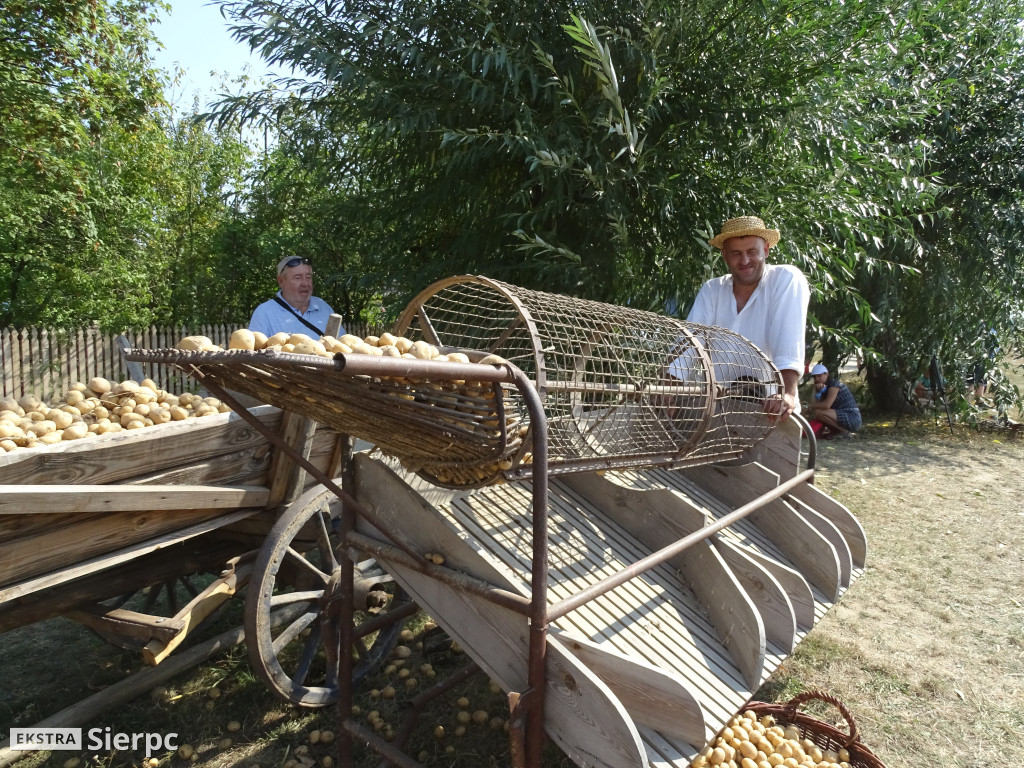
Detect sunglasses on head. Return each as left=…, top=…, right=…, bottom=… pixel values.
left=282, top=257, right=311, bottom=269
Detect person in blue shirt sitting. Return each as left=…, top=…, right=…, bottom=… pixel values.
left=249, top=256, right=341, bottom=338
left=807, top=363, right=862, bottom=439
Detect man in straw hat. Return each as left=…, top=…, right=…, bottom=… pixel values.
left=686, top=215, right=810, bottom=419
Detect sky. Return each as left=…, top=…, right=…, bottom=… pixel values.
left=149, top=0, right=288, bottom=112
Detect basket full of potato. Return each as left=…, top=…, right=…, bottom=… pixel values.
left=125, top=328, right=526, bottom=490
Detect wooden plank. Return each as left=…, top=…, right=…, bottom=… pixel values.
left=0, top=485, right=269, bottom=515
left=784, top=481, right=867, bottom=568
left=710, top=539, right=797, bottom=651
left=266, top=410, right=319, bottom=507
left=681, top=463, right=842, bottom=600
left=440, top=481, right=751, bottom=724
left=558, top=473, right=767, bottom=688
left=65, top=603, right=185, bottom=644
left=142, top=561, right=251, bottom=665
left=605, top=468, right=818, bottom=633
left=721, top=543, right=816, bottom=631
left=0, top=405, right=283, bottom=485
left=0, top=509, right=260, bottom=602
left=786, top=496, right=853, bottom=588
left=0, top=536, right=253, bottom=632
left=555, top=631, right=707, bottom=746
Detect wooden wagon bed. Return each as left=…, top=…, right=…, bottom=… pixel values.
left=0, top=405, right=342, bottom=638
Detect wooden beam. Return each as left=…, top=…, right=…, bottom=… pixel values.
left=0, top=484, right=270, bottom=515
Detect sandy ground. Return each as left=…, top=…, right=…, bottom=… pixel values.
left=781, top=421, right=1024, bottom=767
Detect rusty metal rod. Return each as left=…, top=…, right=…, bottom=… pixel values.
left=512, top=365, right=550, bottom=768
left=345, top=531, right=532, bottom=615
left=547, top=467, right=816, bottom=622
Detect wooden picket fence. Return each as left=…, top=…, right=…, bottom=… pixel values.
left=1, top=322, right=381, bottom=402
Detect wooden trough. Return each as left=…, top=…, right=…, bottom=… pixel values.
left=349, top=419, right=864, bottom=767
left=0, top=403, right=345, bottom=658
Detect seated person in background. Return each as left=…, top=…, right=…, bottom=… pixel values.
left=249, top=256, right=340, bottom=338
left=807, top=363, right=861, bottom=438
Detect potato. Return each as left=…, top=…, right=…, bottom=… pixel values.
left=293, top=339, right=327, bottom=356
left=478, top=354, right=507, bottom=365
left=18, top=394, right=41, bottom=412
left=121, top=412, right=147, bottom=428
left=286, top=333, right=313, bottom=346
left=225, top=327, right=255, bottom=350
left=176, top=335, right=213, bottom=351
left=169, top=405, right=189, bottom=421
left=252, top=330, right=269, bottom=350
left=61, top=423, right=90, bottom=440
left=46, top=409, right=74, bottom=430
left=409, top=340, right=437, bottom=360
left=266, top=332, right=290, bottom=348
left=149, top=406, right=171, bottom=424
left=28, top=420, right=56, bottom=436
left=0, top=396, right=19, bottom=412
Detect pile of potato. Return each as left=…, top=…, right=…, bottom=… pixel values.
left=177, top=328, right=507, bottom=368
left=175, top=329, right=530, bottom=487
left=0, top=377, right=231, bottom=454
left=690, top=709, right=856, bottom=768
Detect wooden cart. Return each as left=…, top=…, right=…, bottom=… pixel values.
left=0, top=397, right=412, bottom=711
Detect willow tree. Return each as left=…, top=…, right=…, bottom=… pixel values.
left=0, top=0, right=174, bottom=330
left=215, top=0, right=1024, bottom=411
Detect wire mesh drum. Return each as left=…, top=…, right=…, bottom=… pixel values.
left=395, top=275, right=782, bottom=482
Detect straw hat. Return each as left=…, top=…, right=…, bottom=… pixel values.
left=708, top=216, right=781, bottom=249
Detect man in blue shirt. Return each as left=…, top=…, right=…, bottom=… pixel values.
left=248, top=256, right=341, bottom=337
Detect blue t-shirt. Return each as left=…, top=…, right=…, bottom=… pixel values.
left=249, top=293, right=340, bottom=337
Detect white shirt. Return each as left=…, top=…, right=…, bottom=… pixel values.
left=685, top=263, right=809, bottom=374
left=248, top=292, right=339, bottom=338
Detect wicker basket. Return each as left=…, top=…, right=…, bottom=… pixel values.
left=744, top=691, right=886, bottom=768
left=123, top=347, right=524, bottom=488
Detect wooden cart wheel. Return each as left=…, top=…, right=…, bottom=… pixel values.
left=245, top=484, right=410, bottom=707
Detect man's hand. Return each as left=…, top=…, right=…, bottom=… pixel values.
left=763, top=369, right=801, bottom=422
left=763, top=391, right=798, bottom=421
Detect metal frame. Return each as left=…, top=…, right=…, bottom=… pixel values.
left=191, top=355, right=818, bottom=768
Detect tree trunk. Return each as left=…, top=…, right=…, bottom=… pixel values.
left=865, top=361, right=910, bottom=413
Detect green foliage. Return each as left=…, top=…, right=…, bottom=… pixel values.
left=212, top=0, right=1024, bottom=411
left=0, top=0, right=173, bottom=331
